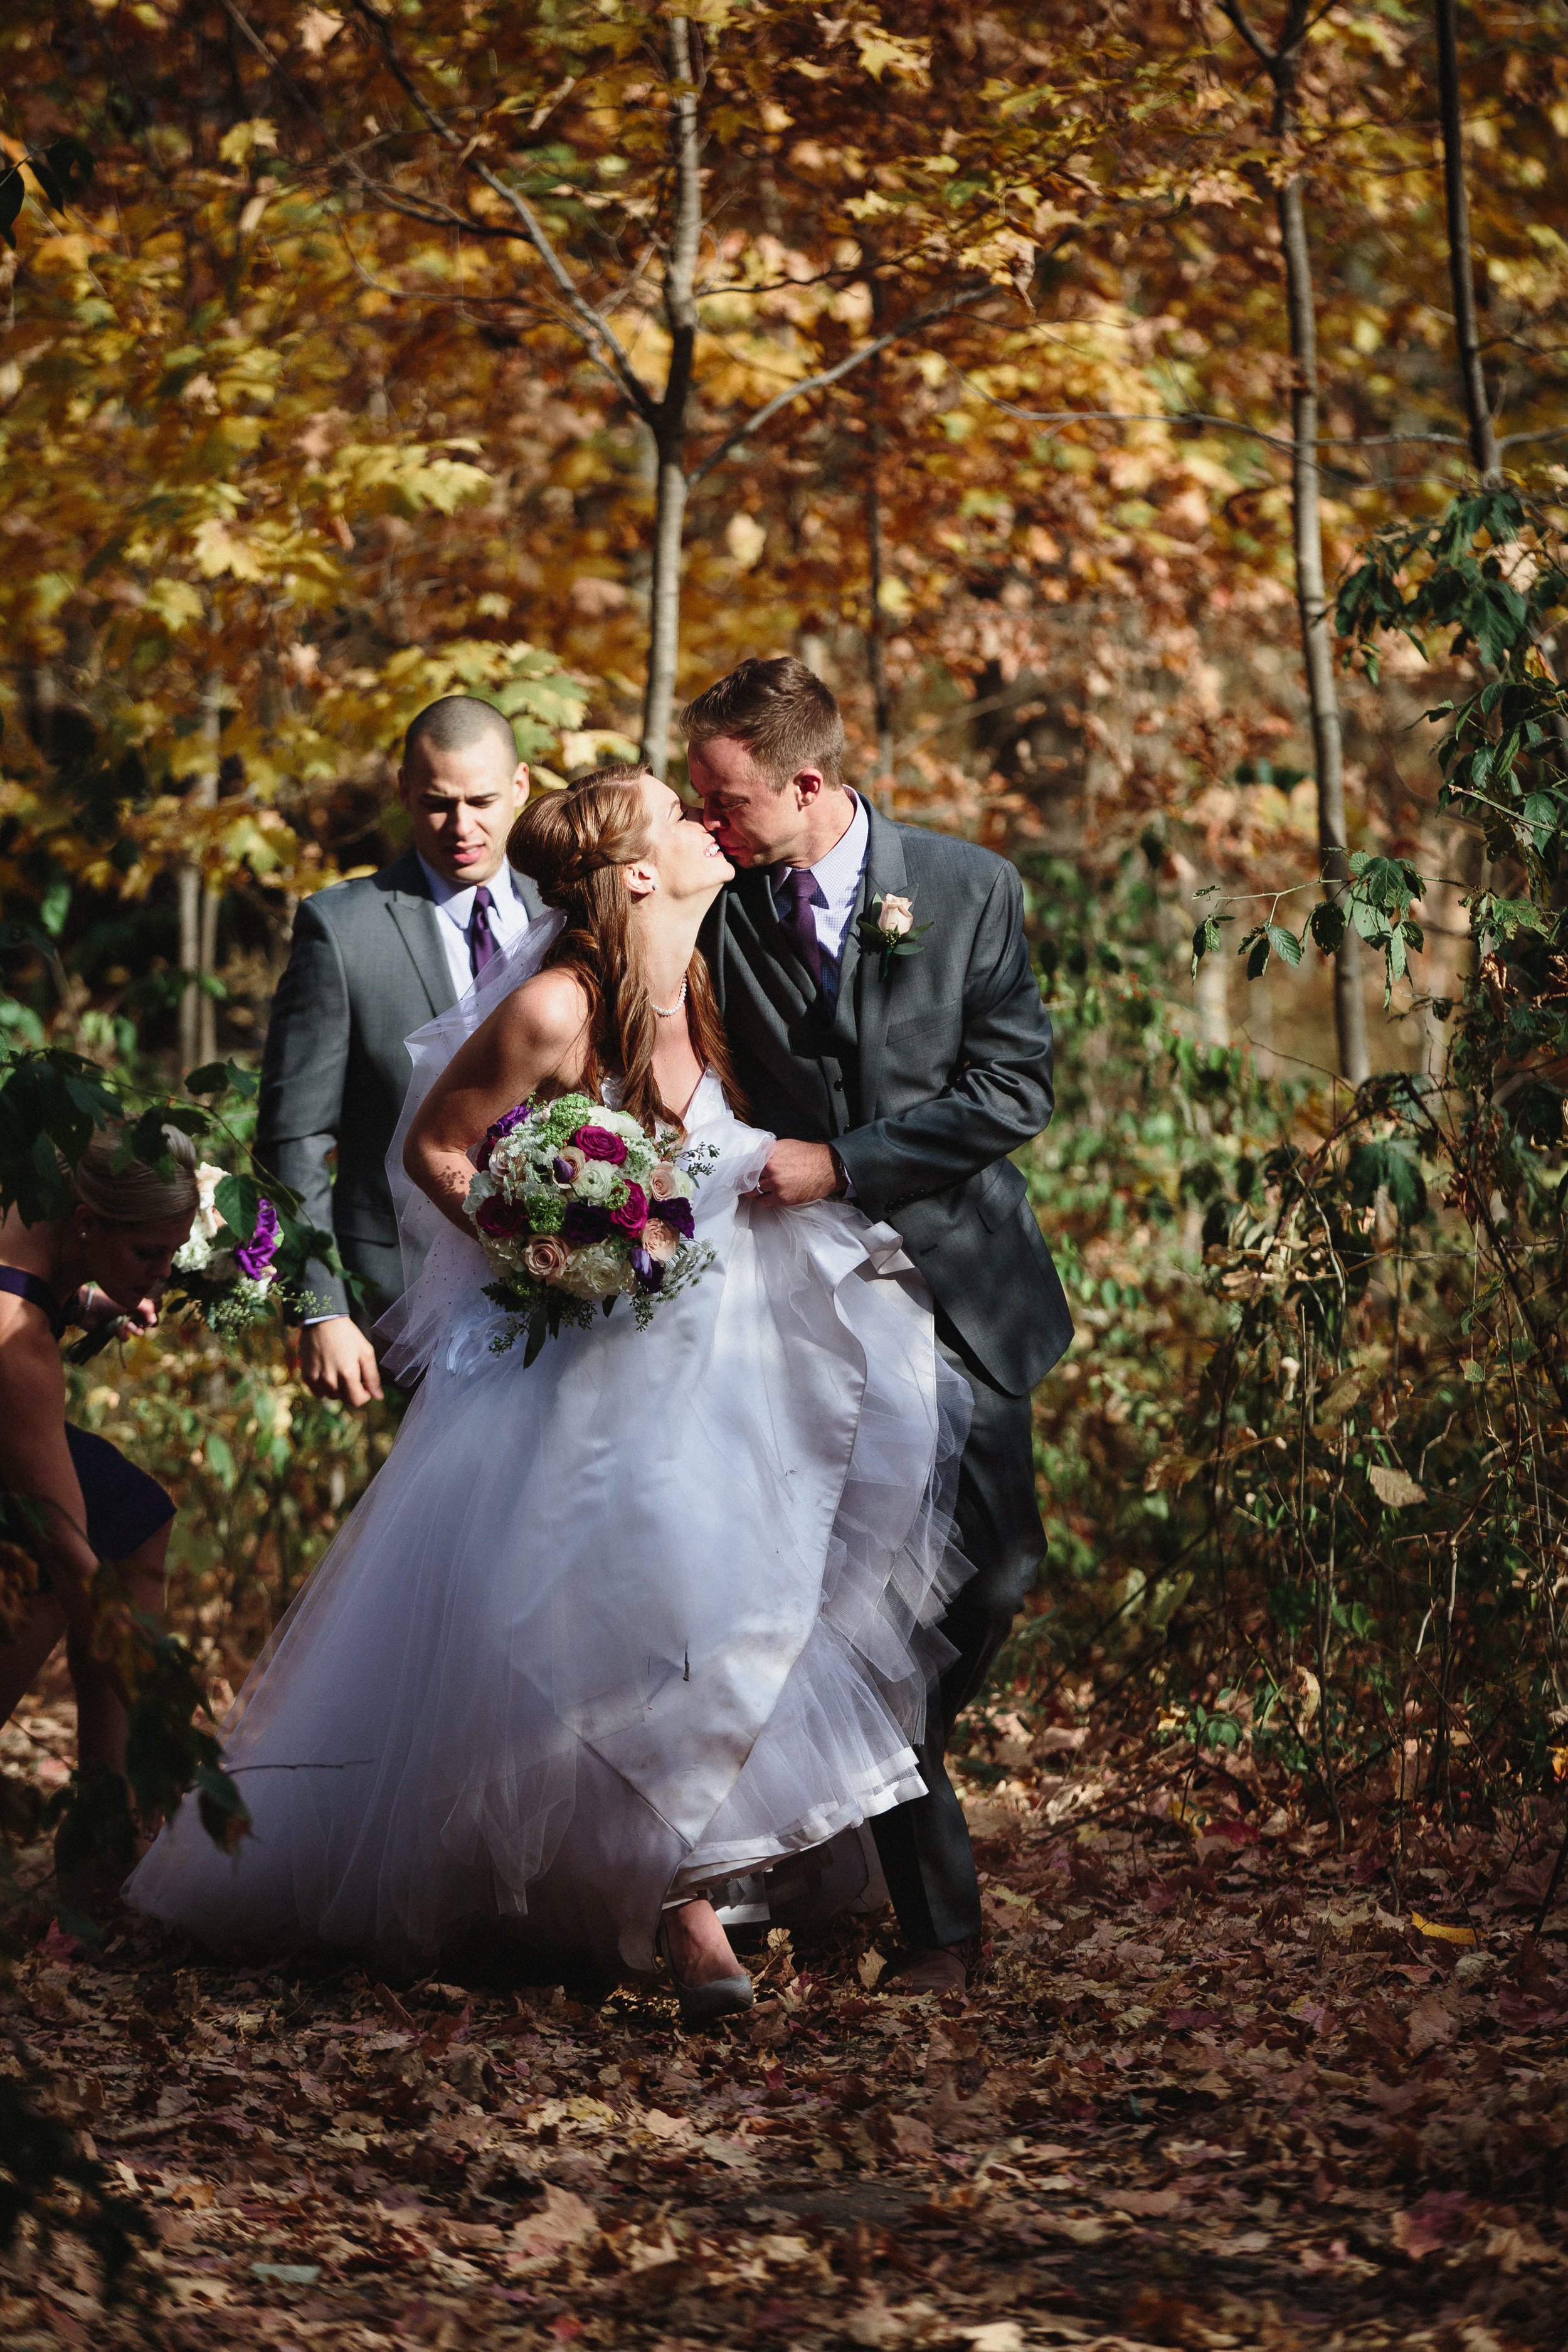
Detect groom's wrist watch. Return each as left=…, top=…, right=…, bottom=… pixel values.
left=829, top=1147, right=852, bottom=1200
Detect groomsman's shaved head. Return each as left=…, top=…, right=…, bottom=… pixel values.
left=403, top=695, right=518, bottom=771
left=397, top=696, right=529, bottom=890
left=681, top=657, right=845, bottom=792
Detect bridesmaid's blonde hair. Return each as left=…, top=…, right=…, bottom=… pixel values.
left=67, top=1125, right=200, bottom=1225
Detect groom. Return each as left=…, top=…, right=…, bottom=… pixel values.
left=688, top=657, right=1073, bottom=1994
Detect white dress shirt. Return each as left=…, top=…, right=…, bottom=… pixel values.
left=417, top=854, right=531, bottom=1000
left=770, top=791, right=869, bottom=1004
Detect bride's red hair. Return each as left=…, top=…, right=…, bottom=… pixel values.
left=509, top=765, right=743, bottom=1137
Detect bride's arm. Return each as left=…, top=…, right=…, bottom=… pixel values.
left=404, top=970, right=591, bottom=1235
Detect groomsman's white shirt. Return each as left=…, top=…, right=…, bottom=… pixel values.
left=417, top=855, right=531, bottom=1000
left=771, top=790, right=869, bottom=999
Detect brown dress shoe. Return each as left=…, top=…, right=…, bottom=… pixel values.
left=882, top=1943, right=969, bottom=1994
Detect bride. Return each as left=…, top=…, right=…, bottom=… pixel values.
left=127, top=764, right=970, bottom=2021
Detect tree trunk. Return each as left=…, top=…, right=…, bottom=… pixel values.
left=179, top=673, right=223, bottom=1075
left=1276, top=168, right=1370, bottom=1088
left=640, top=16, right=702, bottom=778
left=1434, top=0, right=1500, bottom=482
left=864, top=300, right=896, bottom=811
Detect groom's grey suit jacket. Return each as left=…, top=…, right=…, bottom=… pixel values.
left=257, top=847, right=544, bottom=1317
left=701, top=805, right=1072, bottom=1397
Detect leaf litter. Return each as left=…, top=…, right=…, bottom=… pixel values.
left=3, top=1691, right=1567, bottom=2352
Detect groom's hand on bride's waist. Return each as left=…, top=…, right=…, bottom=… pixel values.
left=751, top=1139, right=845, bottom=1206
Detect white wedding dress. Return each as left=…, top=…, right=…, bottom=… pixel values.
left=126, top=919, right=971, bottom=1975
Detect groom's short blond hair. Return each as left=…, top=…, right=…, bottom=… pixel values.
left=680, top=656, right=846, bottom=791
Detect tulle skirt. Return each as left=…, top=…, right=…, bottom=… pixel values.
left=125, top=1080, right=970, bottom=1974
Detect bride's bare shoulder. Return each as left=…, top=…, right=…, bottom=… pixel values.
left=489, top=966, right=591, bottom=1055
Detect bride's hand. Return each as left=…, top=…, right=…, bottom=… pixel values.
left=751, top=1140, right=841, bottom=1205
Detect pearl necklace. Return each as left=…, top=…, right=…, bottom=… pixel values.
left=651, top=979, right=688, bottom=1019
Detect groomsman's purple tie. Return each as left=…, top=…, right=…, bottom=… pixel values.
left=777, top=866, right=822, bottom=990
left=469, top=883, right=499, bottom=979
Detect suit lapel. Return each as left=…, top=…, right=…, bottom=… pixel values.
left=851, top=807, right=909, bottom=1122
left=379, top=852, right=458, bottom=1019
left=511, top=864, right=546, bottom=923
left=732, top=865, right=818, bottom=1020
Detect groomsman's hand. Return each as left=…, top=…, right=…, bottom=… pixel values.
left=753, top=1140, right=841, bottom=1206
left=299, top=1316, right=384, bottom=1406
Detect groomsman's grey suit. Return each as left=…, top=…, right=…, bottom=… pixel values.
left=701, top=800, right=1073, bottom=1951
left=258, top=849, right=544, bottom=1320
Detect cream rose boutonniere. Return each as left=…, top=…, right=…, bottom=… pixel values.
left=857, top=891, right=932, bottom=980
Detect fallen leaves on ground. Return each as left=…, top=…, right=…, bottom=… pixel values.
left=3, top=1695, right=1567, bottom=2351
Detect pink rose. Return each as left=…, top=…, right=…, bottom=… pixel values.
left=642, top=1221, right=680, bottom=1265
left=522, top=1234, right=570, bottom=1281
left=649, top=1162, right=680, bottom=1199
left=575, top=1124, right=627, bottom=1165
left=611, top=1182, right=649, bottom=1236
left=476, top=1194, right=527, bottom=1239
left=877, top=893, right=915, bottom=939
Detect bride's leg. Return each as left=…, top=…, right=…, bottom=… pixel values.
left=662, top=1897, right=744, bottom=1988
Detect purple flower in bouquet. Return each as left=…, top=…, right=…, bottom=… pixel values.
left=611, top=1182, right=649, bottom=1237
left=477, top=1101, right=532, bottom=1171
left=630, top=1246, right=663, bottom=1293
left=574, top=1123, right=628, bottom=1166
left=235, top=1197, right=281, bottom=1279
left=476, top=1193, right=529, bottom=1240
left=649, top=1194, right=696, bottom=1241
left=561, top=1201, right=613, bottom=1245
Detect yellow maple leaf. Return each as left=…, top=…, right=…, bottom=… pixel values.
left=1411, top=1912, right=1478, bottom=1948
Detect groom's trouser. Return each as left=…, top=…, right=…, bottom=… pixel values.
left=869, top=1316, right=1046, bottom=1951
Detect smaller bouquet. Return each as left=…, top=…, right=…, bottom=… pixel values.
left=465, top=1093, right=715, bottom=1362
left=172, top=1163, right=287, bottom=1336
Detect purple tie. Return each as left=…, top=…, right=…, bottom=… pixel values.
left=469, top=883, right=499, bottom=979
left=777, top=866, right=822, bottom=989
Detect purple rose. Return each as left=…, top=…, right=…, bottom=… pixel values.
left=611, top=1181, right=648, bottom=1237
left=477, top=1101, right=532, bottom=1171
left=235, top=1197, right=280, bottom=1279
left=561, top=1201, right=612, bottom=1246
left=649, top=1195, right=695, bottom=1241
left=574, top=1123, right=628, bottom=1166
left=475, top=1194, right=529, bottom=1240
left=630, top=1246, right=663, bottom=1293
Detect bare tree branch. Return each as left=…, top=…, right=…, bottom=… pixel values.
left=346, top=0, right=659, bottom=425
left=687, top=286, right=995, bottom=490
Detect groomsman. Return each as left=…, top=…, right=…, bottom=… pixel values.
left=688, top=657, right=1073, bottom=1994
left=258, top=696, right=541, bottom=1403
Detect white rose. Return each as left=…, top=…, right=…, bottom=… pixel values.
left=877, top=893, right=915, bottom=939
left=573, top=1160, right=618, bottom=1205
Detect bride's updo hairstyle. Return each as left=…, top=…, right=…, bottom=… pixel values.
left=510, top=763, right=742, bottom=1136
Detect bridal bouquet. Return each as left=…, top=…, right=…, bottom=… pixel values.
left=465, top=1093, right=715, bottom=1362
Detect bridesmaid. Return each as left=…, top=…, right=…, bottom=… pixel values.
left=0, top=1126, right=198, bottom=1776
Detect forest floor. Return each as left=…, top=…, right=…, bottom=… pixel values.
left=3, top=1688, right=1567, bottom=2352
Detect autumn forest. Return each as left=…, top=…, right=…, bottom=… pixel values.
left=3, top=3, right=1568, bottom=2347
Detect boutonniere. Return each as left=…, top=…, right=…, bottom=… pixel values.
left=856, top=892, right=932, bottom=980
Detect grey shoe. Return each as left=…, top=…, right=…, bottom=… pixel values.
left=674, top=1972, right=755, bottom=2028
left=657, top=1917, right=755, bottom=2028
